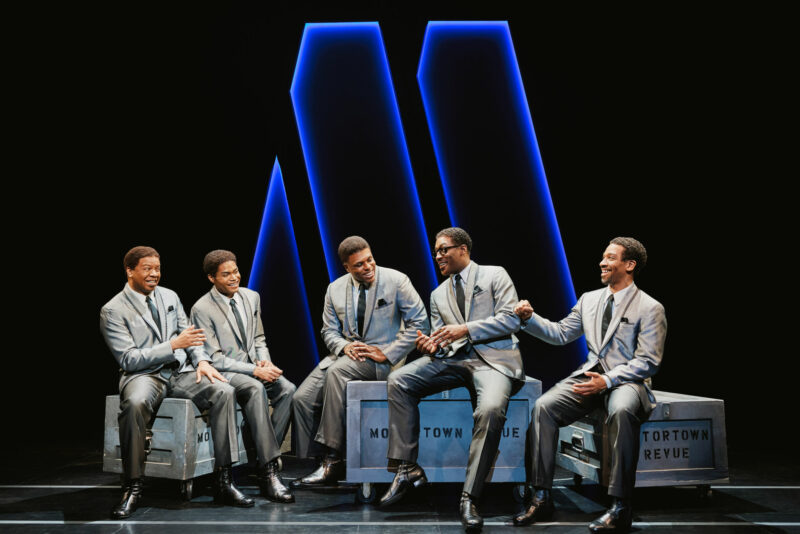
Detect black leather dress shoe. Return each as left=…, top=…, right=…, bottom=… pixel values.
left=512, top=488, right=554, bottom=526
left=110, top=478, right=143, bottom=519
left=290, top=457, right=345, bottom=488
left=258, top=460, right=295, bottom=503
left=460, top=492, right=483, bottom=532
left=588, top=498, right=632, bottom=532
left=213, top=466, right=255, bottom=507
left=379, top=462, right=428, bottom=508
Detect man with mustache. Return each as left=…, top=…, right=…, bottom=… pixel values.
left=381, top=227, right=525, bottom=533
left=190, top=249, right=296, bottom=503
left=291, top=236, right=429, bottom=488
left=100, top=246, right=251, bottom=520
left=512, top=237, right=666, bottom=533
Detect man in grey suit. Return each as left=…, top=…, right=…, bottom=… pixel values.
left=291, top=236, right=429, bottom=487
left=190, top=250, right=296, bottom=503
left=100, top=246, right=254, bottom=520
left=512, top=237, right=667, bottom=533
left=381, top=227, right=524, bottom=533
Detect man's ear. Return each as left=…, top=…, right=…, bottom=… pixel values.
left=625, top=260, right=637, bottom=275
left=207, top=274, right=216, bottom=284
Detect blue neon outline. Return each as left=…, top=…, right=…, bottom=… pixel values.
left=249, top=157, right=318, bottom=364
left=290, top=22, right=438, bottom=290
left=418, top=21, right=578, bottom=306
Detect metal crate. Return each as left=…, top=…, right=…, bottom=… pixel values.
left=556, top=390, right=729, bottom=490
left=345, top=377, right=541, bottom=503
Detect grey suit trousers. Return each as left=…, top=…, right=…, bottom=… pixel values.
left=529, top=370, right=649, bottom=498
left=118, top=371, right=237, bottom=480
left=223, top=373, right=296, bottom=466
left=293, top=356, right=390, bottom=458
left=386, top=349, right=518, bottom=497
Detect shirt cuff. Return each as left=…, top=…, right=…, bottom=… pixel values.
left=602, top=374, right=613, bottom=389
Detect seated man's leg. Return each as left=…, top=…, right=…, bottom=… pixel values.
left=292, top=363, right=327, bottom=459
left=515, top=374, right=601, bottom=526
left=265, top=375, right=296, bottom=446
left=315, top=356, right=384, bottom=455
left=113, top=374, right=166, bottom=519
left=464, top=367, right=514, bottom=499
left=226, top=372, right=294, bottom=503
left=380, top=356, right=464, bottom=507
left=587, top=384, right=646, bottom=533
left=169, top=371, right=254, bottom=507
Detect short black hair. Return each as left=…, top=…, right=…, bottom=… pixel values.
left=435, top=227, right=472, bottom=253
left=338, top=236, right=370, bottom=263
left=123, top=246, right=159, bottom=271
left=609, top=237, right=647, bottom=275
left=203, top=249, right=237, bottom=276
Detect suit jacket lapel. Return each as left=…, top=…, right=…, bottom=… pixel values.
left=361, top=268, right=380, bottom=337
left=210, top=291, right=245, bottom=350
left=464, top=261, right=478, bottom=320
left=154, top=288, right=167, bottom=340
left=345, top=278, right=356, bottom=337
left=241, top=291, right=254, bottom=352
left=123, top=286, right=162, bottom=341
left=600, top=285, right=639, bottom=349
left=593, top=291, right=605, bottom=349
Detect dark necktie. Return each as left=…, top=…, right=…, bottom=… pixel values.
left=145, top=296, right=161, bottom=333
left=601, top=294, right=614, bottom=340
left=230, top=298, right=247, bottom=344
left=357, top=283, right=367, bottom=337
left=455, top=273, right=466, bottom=319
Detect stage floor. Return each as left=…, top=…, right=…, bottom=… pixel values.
left=1, top=444, right=798, bottom=533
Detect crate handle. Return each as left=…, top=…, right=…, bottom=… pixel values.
left=571, top=432, right=584, bottom=453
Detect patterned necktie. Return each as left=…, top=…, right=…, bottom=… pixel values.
left=230, top=298, right=247, bottom=344
left=455, top=273, right=466, bottom=319
left=357, top=283, right=367, bottom=337
left=145, top=296, right=161, bottom=333
left=601, top=294, right=614, bottom=341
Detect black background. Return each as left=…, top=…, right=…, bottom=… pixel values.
left=7, top=3, right=791, bottom=458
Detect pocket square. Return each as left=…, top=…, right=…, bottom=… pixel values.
left=377, top=298, right=389, bottom=307
left=620, top=317, right=629, bottom=323
left=167, top=305, right=174, bottom=312
left=473, top=286, right=483, bottom=294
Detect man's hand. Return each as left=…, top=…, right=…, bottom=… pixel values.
left=171, top=325, right=206, bottom=351
left=254, top=362, right=283, bottom=382
left=514, top=300, right=533, bottom=321
left=429, top=324, right=469, bottom=348
left=571, top=371, right=607, bottom=396
left=342, top=342, right=363, bottom=362
left=351, top=342, right=387, bottom=363
left=415, top=330, right=440, bottom=355
left=196, top=360, right=228, bottom=384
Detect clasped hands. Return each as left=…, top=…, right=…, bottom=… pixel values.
left=414, top=324, right=469, bottom=354
left=343, top=342, right=387, bottom=363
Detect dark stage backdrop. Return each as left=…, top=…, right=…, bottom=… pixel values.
left=8, top=4, right=791, bottom=457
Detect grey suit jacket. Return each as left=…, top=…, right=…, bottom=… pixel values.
left=432, top=261, right=524, bottom=382
left=320, top=266, right=430, bottom=369
left=100, top=284, right=211, bottom=390
left=521, top=283, right=667, bottom=408
left=190, top=287, right=270, bottom=376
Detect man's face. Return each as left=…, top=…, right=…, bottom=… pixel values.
left=344, top=248, right=376, bottom=285
left=127, top=256, right=161, bottom=295
left=599, top=244, right=635, bottom=286
left=209, top=260, right=241, bottom=297
left=434, top=236, right=469, bottom=276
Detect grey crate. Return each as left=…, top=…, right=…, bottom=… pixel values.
left=556, top=390, right=729, bottom=488
left=345, top=377, right=541, bottom=484
left=103, top=395, right=251, bottom=481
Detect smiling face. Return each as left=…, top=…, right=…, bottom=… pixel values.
left=344, top=247, right=376, bottom=285
left=434, top=235, right=470, bottom=277
left=599, top=243, right=635, bottom=291
left=127, top=256, right=161, bottom=295
left=209, top=260, right=241, bottom=297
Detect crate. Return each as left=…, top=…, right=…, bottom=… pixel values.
left=556, top=390, right=729, bottom=489
left=345, top=377, right=541, bottom=503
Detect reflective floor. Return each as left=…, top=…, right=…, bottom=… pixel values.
left=1, top=444, right=798, bottom=533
